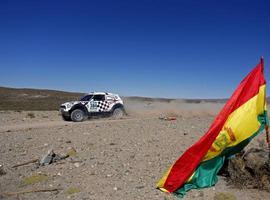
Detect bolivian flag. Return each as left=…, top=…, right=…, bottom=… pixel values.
left=157, top=59, right=268, bottom=197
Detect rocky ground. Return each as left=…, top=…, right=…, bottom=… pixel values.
left=1, top=106, right=270, bottom=199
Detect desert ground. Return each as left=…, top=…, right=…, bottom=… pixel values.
left=1, top=95, right=270, bottom=200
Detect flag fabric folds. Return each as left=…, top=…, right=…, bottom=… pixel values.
left=157, top=59, right=268, bottom=197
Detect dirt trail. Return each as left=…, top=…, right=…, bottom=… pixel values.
left=0, top=100, right=222, bottom=133
left=0, top=117, right=156, bottom=133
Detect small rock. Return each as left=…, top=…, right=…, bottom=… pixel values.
left=90, top=172, right=95, bottom=175
left=66, top=140, right=72, bottom=144
left=113, top=187, right=118, bottom=191
left=74, top=163, right=80, bottom=168
left=199, top=191, right=204, bottom=197
left=0, top=165, right=6, bottom=176
left=97, top=161, right=104, bottom=165
left=130, top=154, right=135, bottom=159
left=135, top=185, right=144, bottom=189
left=20, top=152, right=27, bottom=156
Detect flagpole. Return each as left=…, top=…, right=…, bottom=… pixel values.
left=262, top=57, right=270, bottom=155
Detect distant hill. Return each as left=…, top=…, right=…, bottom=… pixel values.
left=0, top=86, right=232, bottom=111
left=0, top=86, right=83, bottom=110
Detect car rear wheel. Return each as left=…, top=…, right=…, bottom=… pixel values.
left=112, top=108, right=124, bottom=119
left=71, top=109, right=85, bottom=122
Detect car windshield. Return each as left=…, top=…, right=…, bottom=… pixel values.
left=80, top=95, right=93, bottom=101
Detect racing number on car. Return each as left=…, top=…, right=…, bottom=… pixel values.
left=90, top=101, right=98, bottom=111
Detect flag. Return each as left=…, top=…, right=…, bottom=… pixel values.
left=157, top=59, right=268, bottom=197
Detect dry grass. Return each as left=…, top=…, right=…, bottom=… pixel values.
left=0, top=87, right=82, bottom=110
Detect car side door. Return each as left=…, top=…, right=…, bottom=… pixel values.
left=90, top=94, right=106, bottom=112
left=80, top=95, right=93, bottom=111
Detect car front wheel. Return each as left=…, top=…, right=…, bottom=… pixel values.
left=71, top=109, right=85, bottom=122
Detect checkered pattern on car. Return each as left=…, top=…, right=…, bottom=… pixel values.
left=97, top=101, right=110, bottom=112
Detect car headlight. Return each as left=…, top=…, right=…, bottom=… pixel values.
left=66, top=104, right=71, bottom=109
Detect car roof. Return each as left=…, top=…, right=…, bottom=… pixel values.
left=86, top=92, right=117, bottom=96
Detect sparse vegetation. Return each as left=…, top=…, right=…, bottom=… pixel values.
left=66, top=148, right=77, bottom=157
left=27, top=112, right=35, bottom=118
left=214, top=192, right=236, bottom=200
left=20, top=174, right=48, bottom=187
left=66, top=187, right=80, bottom=195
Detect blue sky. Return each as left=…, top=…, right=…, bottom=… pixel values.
left=0, top=0, right=270, bottom=98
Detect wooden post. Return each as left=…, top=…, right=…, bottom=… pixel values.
left=262, top=57, right=270, bottom=156
left=265, top=123, right=270, bottom=145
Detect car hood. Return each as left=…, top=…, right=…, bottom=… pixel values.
left=61, top=101, right=80, bottom=107
left=61, top=101, right=89, bottom=107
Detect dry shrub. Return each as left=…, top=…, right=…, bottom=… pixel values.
left=27, top=112, right=35, bottom=118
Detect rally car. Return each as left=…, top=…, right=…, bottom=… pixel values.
left=59, top=92, right=125, bottom=122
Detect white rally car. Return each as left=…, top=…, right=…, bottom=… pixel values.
left=59, top=92, right=125, bottom=122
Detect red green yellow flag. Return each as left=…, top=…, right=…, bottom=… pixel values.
left=157, top=59, right=268, bottom=197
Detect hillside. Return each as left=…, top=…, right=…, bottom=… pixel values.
left=0, top=87, right=83, bottom=110
left=0, top=86, right=228, bottom=111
